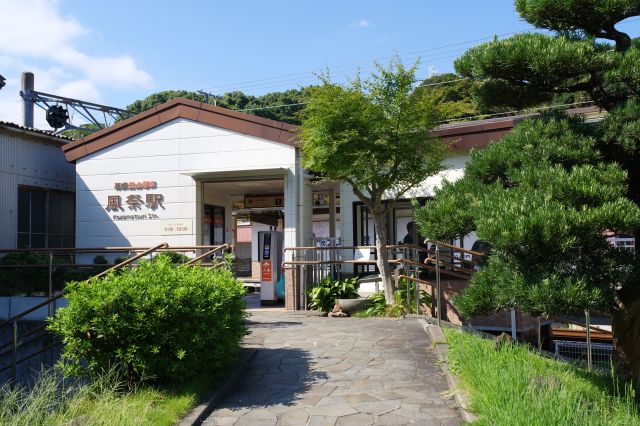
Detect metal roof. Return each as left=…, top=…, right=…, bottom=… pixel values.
left=0, top=121, right=73, bottom=144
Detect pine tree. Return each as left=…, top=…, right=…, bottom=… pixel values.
left=416, top=0, right=640, bottom=380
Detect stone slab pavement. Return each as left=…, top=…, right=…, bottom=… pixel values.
left=203, top=311, right=460, bottom=425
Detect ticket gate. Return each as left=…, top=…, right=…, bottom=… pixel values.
left=258, top=230, right=283, bottom=304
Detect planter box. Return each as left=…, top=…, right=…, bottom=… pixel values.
left=335, top=297, right=371, bottom=314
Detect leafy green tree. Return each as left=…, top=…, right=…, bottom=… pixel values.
left=419, top=73, right=479, bottom=119
left=125, top=88, right=309, bottom=125
left=299, top=59, right=446, bottom=304
left=417, top=0, right=640, bottom=380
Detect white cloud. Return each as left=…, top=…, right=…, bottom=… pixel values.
left=0, top=0, right=152, bottom=127
left=427, top=65, right=439, bottom=78
left=351, top=19, right=373, bottom=28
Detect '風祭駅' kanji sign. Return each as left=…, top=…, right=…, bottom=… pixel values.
left=106, top=181, right=164, bottom=220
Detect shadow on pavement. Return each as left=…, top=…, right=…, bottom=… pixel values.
left=216, top=347, right=326, bottom=409
left=244, top=319, right=303, bottom=329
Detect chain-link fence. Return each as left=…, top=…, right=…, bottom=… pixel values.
left=554, top=340, right=614, bottom=368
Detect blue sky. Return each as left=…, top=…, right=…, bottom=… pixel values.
left=1, top=0, right=640, bottom=128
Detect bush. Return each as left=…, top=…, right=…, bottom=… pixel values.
left=308, top=276, right=360, bottom=312
left=49, top=254, right=247, bottom=384
left=158, top=251, right=190, bottom=265
left=364, top=278, right=431, bottom=317
left=61, top=255, right=112, bottom=284
left=0, top=252, right=49, bottom=295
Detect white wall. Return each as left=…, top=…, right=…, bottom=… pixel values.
left=74, top=118, right=296, bottom=252
left=339, top=152, right=471, bottom=251
left=0, top=128, right=75, bottom=249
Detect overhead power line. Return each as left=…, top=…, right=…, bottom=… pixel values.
left=236, top=76, right=471, bottom=113
left=238, top=96, right=598, bottom=124
left=200, top=27, right=535, bottom=94
left=200, top=18, right=640, bottom=95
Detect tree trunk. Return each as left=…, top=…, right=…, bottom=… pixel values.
left=612, top=297, right=640, bottom=383
left=373, top=209, right=395, bottom=305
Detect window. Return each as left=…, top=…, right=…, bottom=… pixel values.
left=17, top=187, right=75, bottom=249
left=203, top=204, right=225, bottom=246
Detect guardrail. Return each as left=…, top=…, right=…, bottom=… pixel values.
left=283, top=240, right=484, bottom=317
left=0, top=243, right=230, bottom=385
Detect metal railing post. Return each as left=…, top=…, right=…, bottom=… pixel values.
left=585, top=310, right=592, bottom=371
left=435, top=245, right=442, bottom=327
left=537, top=316, right=542, bottom=351
left=48, top=251, right=53, bottom=318
left=11, top=321, right=17, bottom=385
left=415, top=273, right=420, bottom=315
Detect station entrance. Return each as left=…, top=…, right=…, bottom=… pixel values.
left=202, top=178, right=286, bottom=304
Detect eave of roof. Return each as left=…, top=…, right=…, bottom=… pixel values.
left=434, top=106, right=605, bottom=151
left=0, top=121, right=72, bottom=144
left=62, top=98, right=297, bottom=162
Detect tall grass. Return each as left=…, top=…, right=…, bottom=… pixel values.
left=0, top=367, right=201, bottom=426
left=444, top=328, right=640, bottom=425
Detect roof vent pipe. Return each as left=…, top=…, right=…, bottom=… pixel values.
left=21, top=72, right=34, bottom=128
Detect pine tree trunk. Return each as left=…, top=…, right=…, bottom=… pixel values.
left=373, top=210, right=395, bottom=305
left=612, top=297, right=640, bottom=383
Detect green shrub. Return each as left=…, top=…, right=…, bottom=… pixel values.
left=61, top=255, right=112, bottom=284
left=0, top=252, right=49, bottom=295
left=308, top=276, right=360, bottom=312
left=49, top=254, right=248, bottom=384
left=113, top=255, right=130, bottom=265
left=158, top=251, right=190, bottom=265
left=364, top=278, right=431, bottom=317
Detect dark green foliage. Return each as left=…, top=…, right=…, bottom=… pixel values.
left=0, top=252, right=49, bottom=296
left=419, top=73, right=480, bottom=119
left=48, top=254, right=247, bottom=384
left=158, top=251, right=189, bottom=265
left=433, top=1, right=640, bottom=379
left=113, top=256, right=129, bottom=265
left=307, top=276, right=360, bottom=312
left=126, top=88, right=310, bottom=125
left=418, top=116, right=640, bottom=318
left=60, top=255, right=111, bottom=284
left=455, top=1, right=640, bottom=111
left=127, top=90, right=206, bottom=115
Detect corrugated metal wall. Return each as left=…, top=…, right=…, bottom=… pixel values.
left=0, top=127, right=75, bottom=249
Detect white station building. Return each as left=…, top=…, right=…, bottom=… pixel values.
left=2, top=96, right=536, bottom=309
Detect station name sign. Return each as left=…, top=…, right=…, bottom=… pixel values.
left=114, top=181, right=157, bottom=190
left=105, top=180, right=164, bottom=221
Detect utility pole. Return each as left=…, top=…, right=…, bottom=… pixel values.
left=197, top=90, right=220, bottom=106
left=21, top=72, right=34, bottom=127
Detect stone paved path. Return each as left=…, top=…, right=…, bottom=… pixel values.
left=203, top=311, right=460, bottom=425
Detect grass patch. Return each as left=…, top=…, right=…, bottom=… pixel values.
left=443, top=328, right=640, bottom=425
left=0, top=367, right=216, bottom=426
left=351, top=310, right=374, bottom=318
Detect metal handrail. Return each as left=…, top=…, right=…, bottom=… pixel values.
left=0, top=245, right=221, bottom=254
left=186, top=244, right=230, bottom=265
left=0, top=242, right=189, bottom=383
left=0, top=242, right=168, bottom=328
left=423, top=239, right=485, bottom=256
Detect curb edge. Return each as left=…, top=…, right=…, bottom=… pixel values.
left=417, top=318, right=477, bottom=423
left=179, top=347, right=258, bottom=426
